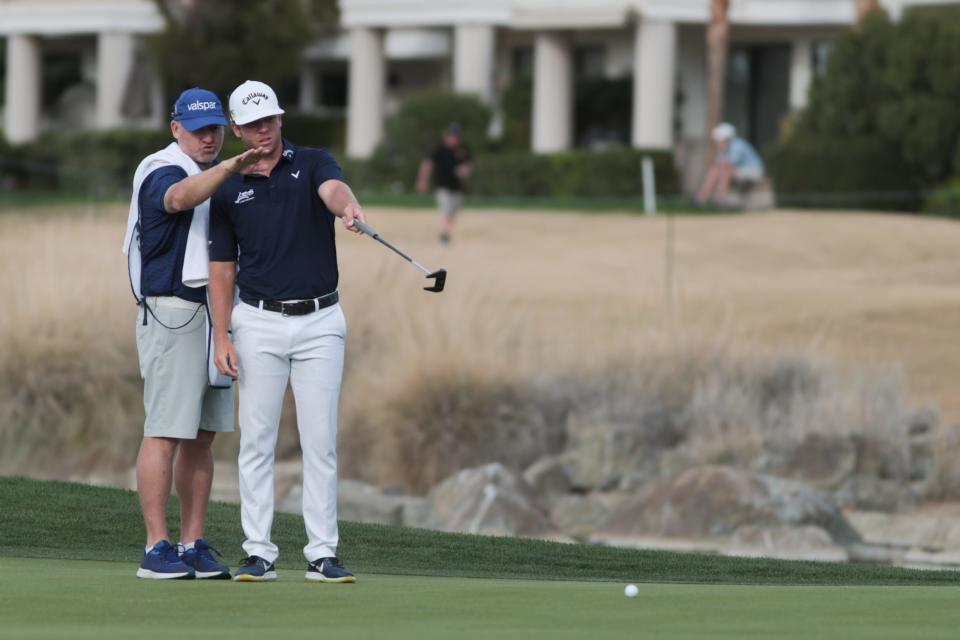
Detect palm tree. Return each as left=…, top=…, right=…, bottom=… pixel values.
left=855, top=0, right=880, bottom=21
left=705, top=0, right=730, bottom=166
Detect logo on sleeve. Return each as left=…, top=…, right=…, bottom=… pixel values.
left=235, top=189, right=255, bottom=204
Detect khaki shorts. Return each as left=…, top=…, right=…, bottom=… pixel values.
left=136, top=296, right=234, bottom=439
left=435, top=188, right=463, bottom=217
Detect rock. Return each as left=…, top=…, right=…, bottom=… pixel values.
left=276, top=484, right=303, bottom=514
left=845, top=506, right=960, bottom=551
left=564, top=409, right=679, bottom=491
left=424, top=463, right=552, bottom=537
left=758, top=433, right=856, bottom=489
left=274, top=460, right=303, bottom=507
left=850, top=434, right=910, bottom=481
left=600, top=465, right=860, bottom=544
left=834, top=475, right=919, bottom=512
left=902, top=547, right=960, bottom=570
left=276, top=479, right=428, bottom=527
left=209, top=460, right=240, bottom=504
left=548, top=492, right=628, bottom=540
left=907, top=410, right=938, bottom=485
left=522, top=454, right=572, bottom=501
left=73, top=467, right=137, bottom=491
left=727, top=525, right=848, bottom=562
left=337, top=479, right=427, bottom=526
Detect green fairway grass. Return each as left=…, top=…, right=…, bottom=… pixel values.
left=2, top=557, right=959, bottom=640
left=4, top=477, right=960, bottom=639
left=3, top=476, right=960, bottom=586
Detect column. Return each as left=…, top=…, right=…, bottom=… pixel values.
left=453, top=24, right=496, bottom=105
left=632, top=19, right=677, bottom=149
left=4, top=35, right=42, bottom=145
left=96, top=32, right=135, bottom=129
left=346, top=27, right=385, bottom=159
left=299, top=63, right=318, bottom=112
left=531, top=31, right=572, bottom=154
left=790, top=38, right=813, bottom=110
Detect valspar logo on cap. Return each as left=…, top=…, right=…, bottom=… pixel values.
left=229, top=80, right=285, bottom=125
left=187, top=100, right=219, bottom=112
left=171, top=87, right=228, bottom=131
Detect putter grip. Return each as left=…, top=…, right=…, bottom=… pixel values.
left=354, top=220, right=377, bottom=237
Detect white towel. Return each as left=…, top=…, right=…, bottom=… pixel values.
left=122, top=142, right=233, bottom=388
left=122, top=141, right=212, bottom=297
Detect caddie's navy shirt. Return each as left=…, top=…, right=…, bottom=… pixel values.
left=209, top=141, right=342, bottom=301
left=138, top=165, right=206, bottom=303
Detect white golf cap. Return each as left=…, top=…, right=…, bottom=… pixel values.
left=229, top=80, right=285, bottom=125
left=711, top=122, right=735, bottom=142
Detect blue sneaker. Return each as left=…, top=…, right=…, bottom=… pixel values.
left=180, top=539, right=231, bottom=580
left=233, top=555, right=276, bottom=582
left=305, top=557, right=355, bottom=583
left=136, top=540, right=195, bottom=580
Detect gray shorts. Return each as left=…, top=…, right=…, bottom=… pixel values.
left=136, top=296, right=234, bottom=439
left=435, top=188, right=463, bottom=217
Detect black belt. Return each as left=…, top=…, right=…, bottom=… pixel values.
left=242, top=291, right=339, bottom=316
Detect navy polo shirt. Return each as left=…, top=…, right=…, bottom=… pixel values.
left=138, top=165, right=206, bottom=303
left=209, top=142, right=342, bottom=301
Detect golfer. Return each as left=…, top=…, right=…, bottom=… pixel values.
left=416, top=122, right=471, bottom=244
left=208, top=80, right=364, bottom=583
left=123, top=87, right=267, bottom=579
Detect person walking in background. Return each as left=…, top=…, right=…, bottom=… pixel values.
left=122, top=88, right=267, bottom=579
left=208, top=80, right=365, bottom=584
left=696, top=122, right=765, bottom=207
left=416, top=122, right=472, bottom=244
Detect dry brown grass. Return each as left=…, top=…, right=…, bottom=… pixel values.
left=2, top=204, right=959, bottom=492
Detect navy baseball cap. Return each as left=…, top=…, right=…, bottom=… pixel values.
left=171, top=88, right=228, bottom=131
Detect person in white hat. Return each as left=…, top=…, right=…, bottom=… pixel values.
left=696, top=122, right=765, bottom=206
left=207, top=80, right=366, bottom=583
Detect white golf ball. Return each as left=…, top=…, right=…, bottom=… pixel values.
left=624, top=583, right=639, bottom=598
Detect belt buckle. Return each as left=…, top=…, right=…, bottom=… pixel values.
left=280, top=302, right=291, bottom=317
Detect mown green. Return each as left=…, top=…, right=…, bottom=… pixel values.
left=3, top=476, right=960, bottom=586
left=2, top=558, right=960, bottom=640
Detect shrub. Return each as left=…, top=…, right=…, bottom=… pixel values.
left=371, top=90, right=493, bottom=187
left=767, top=136, right=922, bottom=210
left=0, top=115, right=341, bottom=196
left=469, top=149, right=678, bottom=199
left=773, top=8, right=960, bottom=210
left=280, top=113, right=345, bottom=150
left=923, top=178, right=960, bottom=217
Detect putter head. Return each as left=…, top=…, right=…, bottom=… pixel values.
left=424, top=269, right=446, bottom=293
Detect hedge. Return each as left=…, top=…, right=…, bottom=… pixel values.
left=771, top=8, right=960, bottom=211
left=0, top=116, right=344, bottom=196
left=767, top=136, right=923, bottom=211
left=924, top=178, right=960, bottom=217
left=469, top=149, right=678, bottom=199
left=2, top=128, right=678, bottom=202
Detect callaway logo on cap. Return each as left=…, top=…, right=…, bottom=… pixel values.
left=171, top=88, right=228, bottom=132
left=229, top=80, right=285, bottom=125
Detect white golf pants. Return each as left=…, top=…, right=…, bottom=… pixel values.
left=231, top=300, right=346, bottom=564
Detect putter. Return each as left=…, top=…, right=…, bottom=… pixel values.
left=353, top=220, right=447, bottom=293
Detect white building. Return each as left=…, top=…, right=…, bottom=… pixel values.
left=0, top=0, right=165, bottom=144
left=2, top=0, right=957, bottom=187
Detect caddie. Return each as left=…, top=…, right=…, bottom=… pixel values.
left=208, top=80, right=365, bottom=583
left=122, top=87, right=267, bottom=579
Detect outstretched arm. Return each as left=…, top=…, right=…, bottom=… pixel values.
left=318, top=179, right=367, bottom=234
left=163, top=146, right=269, bottom=213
